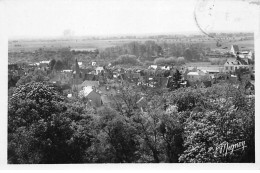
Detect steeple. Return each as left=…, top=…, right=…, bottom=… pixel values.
left=75, top=58, right=80, bottom=74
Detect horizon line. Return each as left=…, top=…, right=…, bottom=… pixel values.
left=8, top=30, right=255, bottom=41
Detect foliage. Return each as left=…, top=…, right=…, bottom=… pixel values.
left=8, top=79, right=255, bottom=163
left=99, top=41, right=205, bottom=63
left=88, top=107, right=140, bottom=163
left=179, top=96, right=254, bottom=163
left=112, top=54, right=140, bottom=66
left=210, top=59, right=226, bottom=65
left=16, top=69, right=49, bottom=87
left=49, top=59, right=56, bottom=70
left=8, top=82, right=93, bottom=163
left=53, top=60, right=64, bottom=71
left=154, top=57, right=185, bottom=66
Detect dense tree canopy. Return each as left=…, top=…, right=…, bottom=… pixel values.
left=16, top=69, right=49, bottom=87
left=8, top=82, right=93, bottom=163
left=8, top=80, right=255, bottom=163
left=111, top=54, right=140, bottom=66
left=53, top=60, right=64, bottom=71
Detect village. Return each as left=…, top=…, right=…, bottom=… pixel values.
left=8, top=44, right=255, bottom=110
left=5, top=0, right=258, bottom=164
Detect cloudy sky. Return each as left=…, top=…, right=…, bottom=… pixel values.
left=2, top=0, right=259, bottom=39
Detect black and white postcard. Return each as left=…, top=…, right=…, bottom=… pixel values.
left=1, top=0, right=260, bottom=170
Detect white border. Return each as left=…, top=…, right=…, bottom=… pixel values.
left=0, top=0, right=260, bottom=171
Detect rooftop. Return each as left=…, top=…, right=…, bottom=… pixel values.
left=81, top=80, right=100, bottom=87
left=187, top=72, right=199, bottom=76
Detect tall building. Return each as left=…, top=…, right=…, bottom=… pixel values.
left=72, top=59, right=83, bottom=96
left=230, top=45, right=239, bottom=56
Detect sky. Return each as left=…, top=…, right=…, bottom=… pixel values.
left=2, top=0, right=259, bottom=39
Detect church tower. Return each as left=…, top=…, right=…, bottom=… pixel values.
left=72, top=59, right=82, bottom=96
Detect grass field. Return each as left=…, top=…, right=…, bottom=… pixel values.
left=9, top=36, right=254, bottom=54
left=8, top=38, right=153, bottom=52
left=203, top=39, right=254, bottom=53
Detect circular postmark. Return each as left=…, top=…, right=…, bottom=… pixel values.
left=194, top=0, right=216, bottom=37
left=194, top=0, right=222, bottom=46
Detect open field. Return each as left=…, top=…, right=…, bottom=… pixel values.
left=203, top=39, right=254, bottom=53
left=8, top=38, right=154, bottom=52
left=9, top=36, right=254, bottom=53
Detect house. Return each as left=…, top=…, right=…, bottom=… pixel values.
left=78, top=61, right=83, bottom=68
left=237, top=50, right=254, bottom=59
left=149, top=65, right=158, bottom=70
left=224, top=58, right=254, bottom=73
left=79, top=86, right=102, bottom=107
left=229, top=75, right=238, bottom=83
left=62, top=69, right=73, bottom=73
left=230, top=45, right=239, bottom=55
left=247, top=51, right=254, bottom=59
left=98, top=84, right=117, bottom=96
left=160, top=66, right=170, bottom=70
left=39, top=60, right=50, bottom=64
left=186, top=70, right=208, bottom=82
left=95, top=66, right=104, bottom=74
left=49, top=71, right=72, bottom=85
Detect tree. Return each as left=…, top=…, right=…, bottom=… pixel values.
left=16, top=69, right=49, bottom=87
left=177, top=57, right=185, bottom=65
left=172, top=69, right=182, bottom=89
left=53, top=60, right=64, bottom=71
left=88, top=106, right=140, bottom=163
left=179, top=97, right=254, bottom=163
left=154, top=57, right=166, bottom=65
left=59, top=48, right=74, bottom=68
left=8, top=82, right=93, bottom=163
left=178, top=84, right=255, bottom=163
left=49, top=59, right=56, bottom=70
left=154, top=57, right=177, bottom=66
left=112, top=54, right=139, bottom=66
left=184, top=48, right=193, bottom=61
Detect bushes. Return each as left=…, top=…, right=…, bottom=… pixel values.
left=154, top=57, right=185, bottom=66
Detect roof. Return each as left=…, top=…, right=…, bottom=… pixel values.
left=81, top=80, right=99, bottom=87
left=40, top=60, right=50, bottom=64
left=225, top=59, right=241, bottom=65
left=187, top=72, right=199, bottom=76
left=197, top=66, right=221, bottom=72
left=62, top=69, right=73, bottom=73
left=81, top=86, right=93, bottom=97
left=96, top=66, right=104, bottom=70
left=225, top=57, right=251, bottom=66
left=187, top=67, right=197, bottom=71
left=150, top=65, right=157, bottom=69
